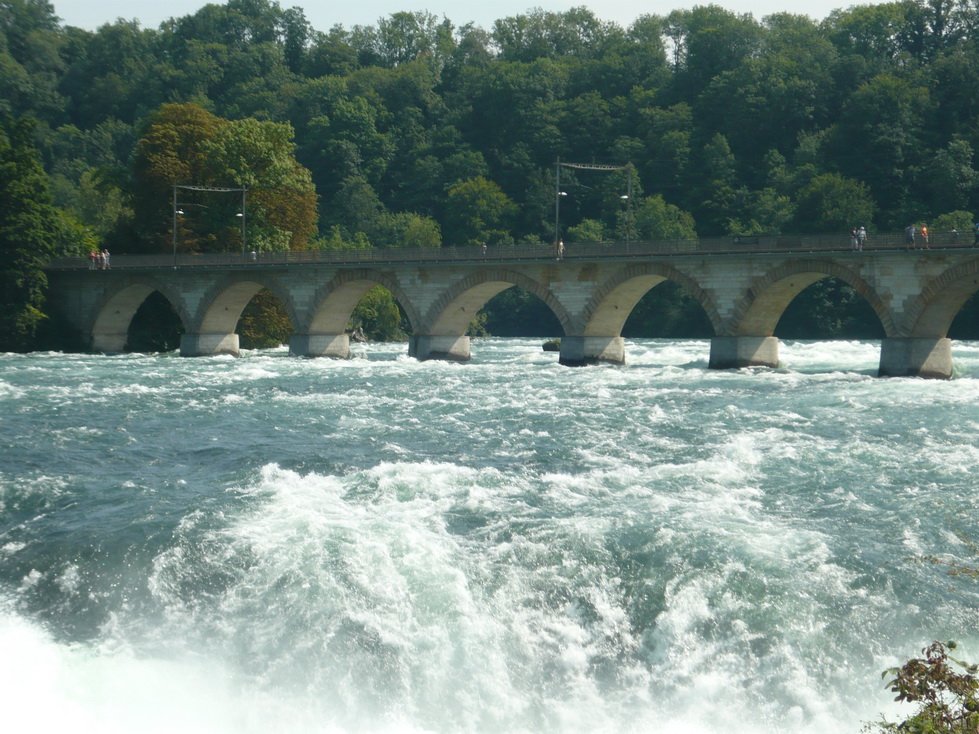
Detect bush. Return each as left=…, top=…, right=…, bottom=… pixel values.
left=866, top=641, right=979, bottom=733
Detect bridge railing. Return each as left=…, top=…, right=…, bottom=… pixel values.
left=45, top=230, right=977, bottom=270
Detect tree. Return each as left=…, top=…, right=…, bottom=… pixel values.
left=793, top=172, right=875, bottom=233
left=0, top=116, right=60, bottom=350
left=567, top=218, right=604, bottom=242
left=375, top=211, right=441, bottom=248
left=443, top=176, right=516, bottom=246
left=132, top=102, right=317, bottom=253
left=0, top=0, right=66, bottom=123
left=132, top=103, right=224, bottom=251
left=237, top=289, right=293, bottom=348
left=689, top=133, right=739, bottom=234
left=666, top=5, right=762, bottom=99
left=868, top=641, right=979, bottom=734
left=632, top=195, right=697, bottom=240
left=206, top=116, right=318, bottom=250
left=830, top=73, right=929, bottom=226
left=350, top=286, right=405, bottom=341
left=60, top=20, right=158, bottom=129
left=920, top=138, right=977, bottom=215
left=697, top=13, right=837, bottom=181
left=932, top=210, right=974, bottom=236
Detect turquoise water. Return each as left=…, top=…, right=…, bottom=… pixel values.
left=1, top=339, right=978, bottom=733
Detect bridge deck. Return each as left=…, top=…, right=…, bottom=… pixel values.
left=46, top=231, right=978, bottom=270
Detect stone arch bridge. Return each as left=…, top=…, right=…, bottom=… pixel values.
left=45, top=235, right=979, bottom=379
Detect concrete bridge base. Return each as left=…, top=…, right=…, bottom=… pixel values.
left=559, top=336, right=626, bottom=366
left=709, top=336, right=780, bottom=370
left=878, top=337, right=952, bottom=379
left=289, top=333, right=350, bottom=358
left=409, top=335, right=471, bottom=362
left=91, top=332, right=127, bottom=354
left=180, top=332, right=240, bottom=357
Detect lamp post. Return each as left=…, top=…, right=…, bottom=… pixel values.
left=554, top=158, right=568, bottom=247
left=172, top=185, right=179, bottom=268
left=554, top=158, right=633, bottom=248
left=619, top=167, right=634, bottom=245
left=171, top=183, right=248, bottom=264
left=237, top=187, right=247, bottom=258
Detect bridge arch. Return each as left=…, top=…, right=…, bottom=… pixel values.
left=579, top=263, right=723, bottom=336
left=900, top=258, right=979, bottom=338
left=421, top=268, right=572, bottom=335
left=304, top=269, right=421, bottom=335
left=726, top=259, right=894, bottom=337
left=193, top=274, right=299, bottom=335
left=90, top=276, right=189, bottom=353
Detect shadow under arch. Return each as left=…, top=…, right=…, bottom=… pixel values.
left=305, top=268, right=422, bottom=335
left=727, top=259, right=894, bottom=337
left=901, top=258, right=979, bottom=338
left=91, top=277, right=189, bottom=353
left=422, top=268, right=573, bottom=336
left=194, top=273, right=299, bottom=336
left=580, top=262, right=724, bottom=337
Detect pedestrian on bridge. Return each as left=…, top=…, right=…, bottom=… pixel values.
left=905, top=225, right=916, bottom=250
left=857, top=226, right=867, bottom=251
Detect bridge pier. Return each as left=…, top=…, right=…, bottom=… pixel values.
left=180, top=332, right=240, bottom=357
left=559, top=336, right=625, bottom=366
left=878, top=337, right=952, bottom=379
left=289, top=333, right=350, bottom=358
left=409, top=335, right=471, bottom=362
left=708, top=336, right=780, bottom=370
left=91, top=332, right=127, bottom=354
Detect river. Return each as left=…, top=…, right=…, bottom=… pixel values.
left=1, top=338, right=977, bottom=733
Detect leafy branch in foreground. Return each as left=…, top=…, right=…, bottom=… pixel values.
left=865, top=641, right=979, bottom=733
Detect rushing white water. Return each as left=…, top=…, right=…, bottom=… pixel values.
left=1, top=338, right=978, bottom=733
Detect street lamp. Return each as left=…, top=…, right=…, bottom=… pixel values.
left=620, top=168, right=634, bottom=245
left=237, top=187, right=247, bottom=258
left=554, top=159, right=634, bottom=247
left=171, top=184, right=248, bottom=264
left=172, top=185, right=179, bottom=268
left=554, top=157, right=566, bottom=246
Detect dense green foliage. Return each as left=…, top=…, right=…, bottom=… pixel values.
left=133, top=103, right=318, bottom=254
left=0, top=114, right=89, bottom=350
left=4, top=0, right=979, bottom=345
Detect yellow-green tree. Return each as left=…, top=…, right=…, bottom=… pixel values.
left=132, top=102, right=317, bottom=254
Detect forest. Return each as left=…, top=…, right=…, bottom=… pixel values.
left=3, top=0, right=979, bottom=350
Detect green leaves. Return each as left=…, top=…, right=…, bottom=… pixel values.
left=132, top=103, right=317, bottom=253
left=793, top=173, right=875, bottom=233
left=872, top=641, right=979, bottom=734
left=444, top=176, right=516, bottom=246
left=0, top=114, right=67, bottom=351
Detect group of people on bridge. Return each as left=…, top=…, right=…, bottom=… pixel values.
left=849, top=226, right=868, bottom=251
left=87, top=249, right=111, bottom=270
left=904, top=223, right=932, bottom=249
